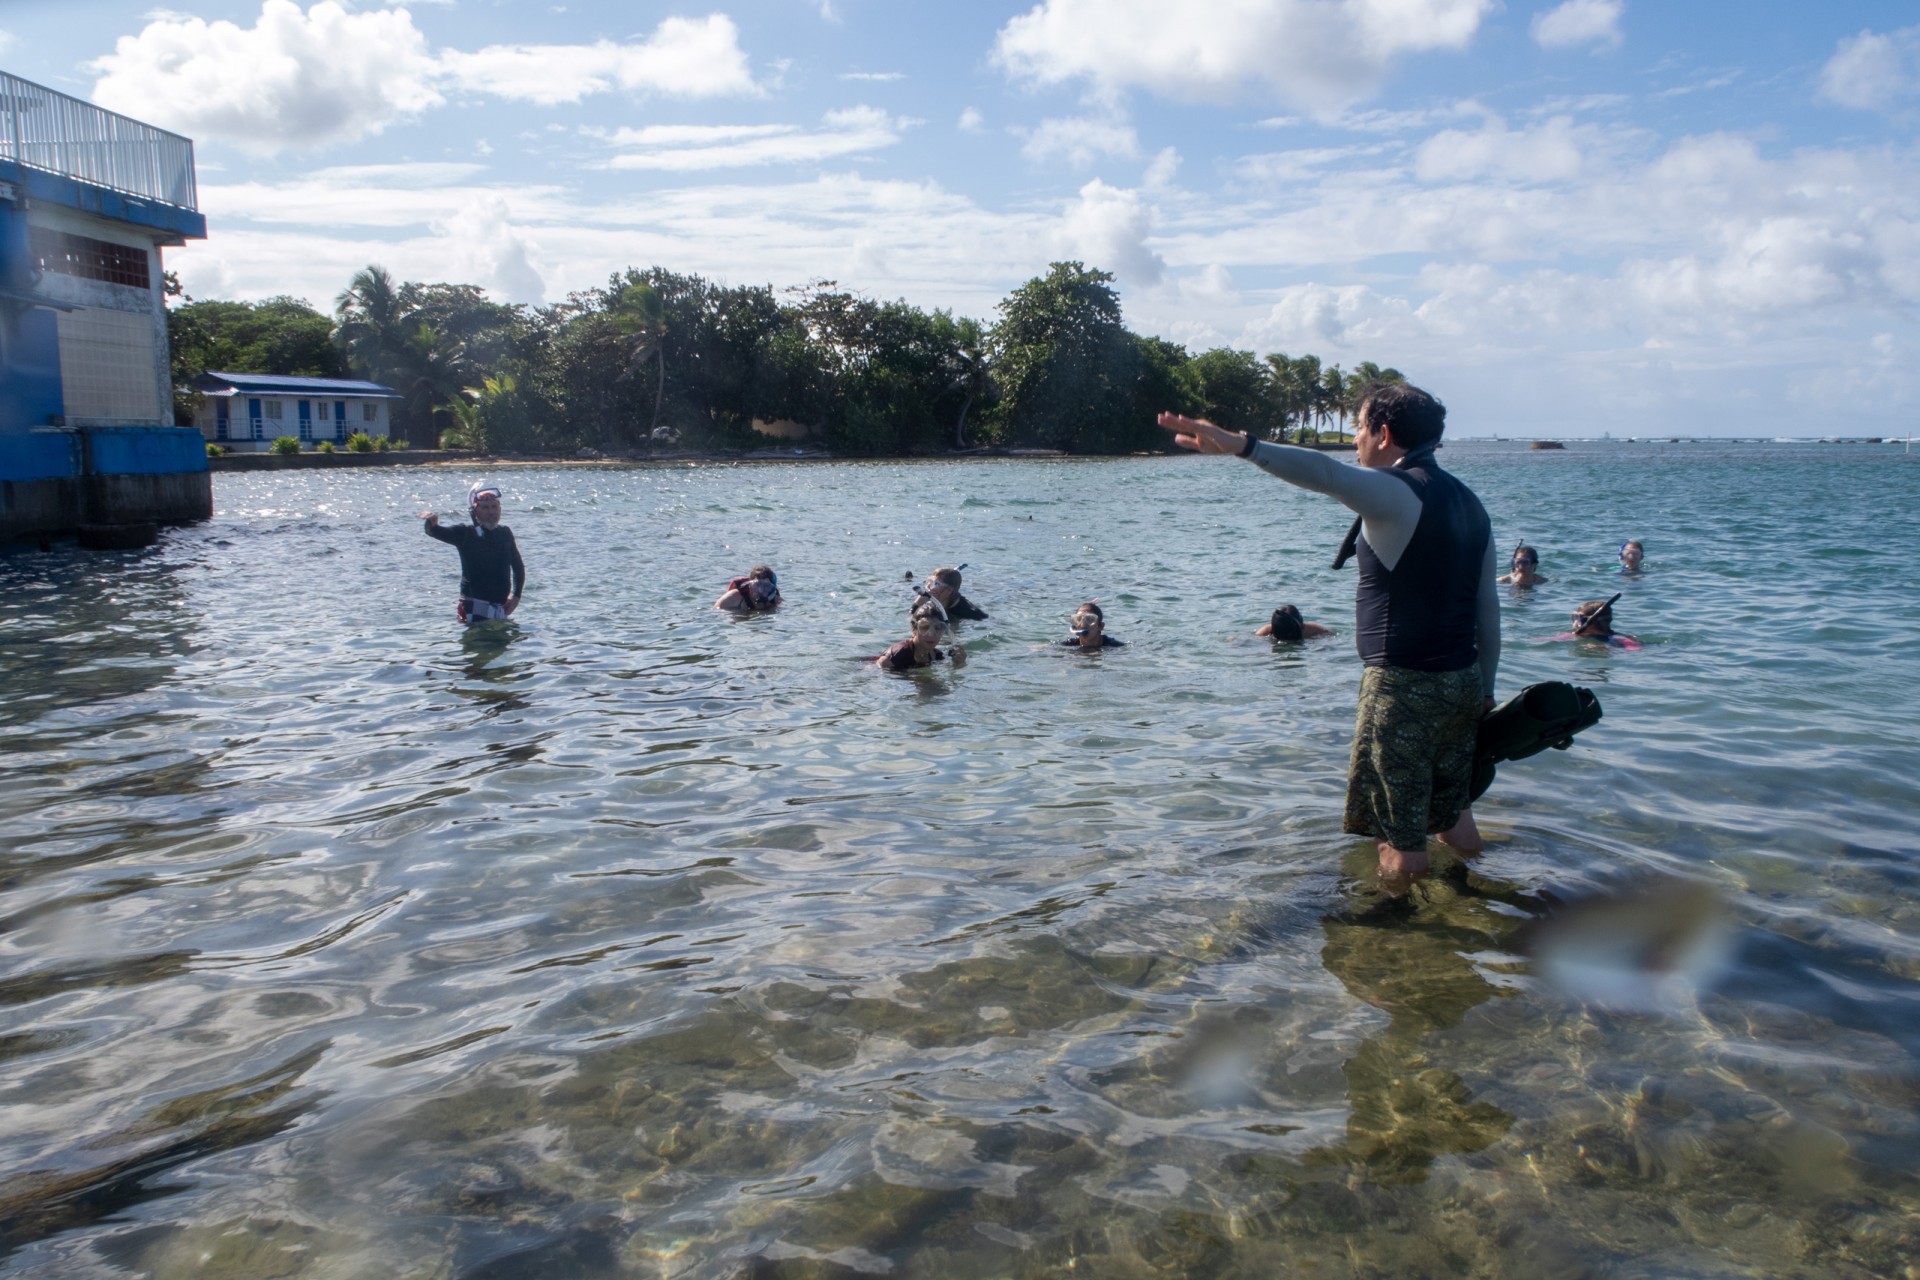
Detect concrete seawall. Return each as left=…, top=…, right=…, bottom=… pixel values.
left=1, top=426, right=212, bottom=545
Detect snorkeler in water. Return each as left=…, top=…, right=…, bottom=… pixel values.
left=1615, top=539, right=1645, bottom=574
left=1497, top=543, right=1549, bottom=587
left=877, top=597, right=967, bottom=671
left=421, top=481, right=526, bottom=624
left=914, top=566, right=988, bottom=621
left=1556, top=594, right=1642, bottom=649
left=715, top=564, right=781, bottom=612
left=1061, top=601, right=1124, bottom=651
left=1256, top=604, right=1334, bottom=642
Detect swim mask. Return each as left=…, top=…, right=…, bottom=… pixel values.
left=468, top=482, right=502, bottom=506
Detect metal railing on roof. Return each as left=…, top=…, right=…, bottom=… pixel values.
left=0, top=70, right=198, bottom=211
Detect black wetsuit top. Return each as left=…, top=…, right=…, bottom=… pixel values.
left=1059, top=636, right=1124, bottom=649
left=1353, top=463, right=1488, bottom=672
left=425, top=520, right=526, bottom=605
left=912, top=593, right=987, bottom=621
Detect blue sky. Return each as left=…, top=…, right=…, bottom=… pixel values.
left=4, top=0, right=1918, bottom=435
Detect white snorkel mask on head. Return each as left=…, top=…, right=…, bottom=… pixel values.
left=467, top=481, right=502, bottom=533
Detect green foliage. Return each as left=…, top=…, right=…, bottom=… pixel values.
left=270, top=436, right=301, bottom=454
left=168, top=296, right=346, bottom=423
left=346, top=432, right=375, bottom=453
left=177, top=260, right=1411, bottom=459
left=315, top=440, right=336, bottom=454
left=373, top=436, right=392, bottom=452
left=206, top=442, right=228, bottom=457
left=989, top=262, right=1144, bottom=453
left=1189, top=347, right=1277, bottom=436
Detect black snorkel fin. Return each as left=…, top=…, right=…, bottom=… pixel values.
left=1469, top=682, right=1604, bottom=802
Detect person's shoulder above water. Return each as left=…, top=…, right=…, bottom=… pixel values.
left=878, top=598, right=967, bottom=670
left=913, top=566, right=985, bottom=620
left=1497, top=542, right=1549, bottom=586
left=1557, top=594, right=1640, bottom=647
left=1061, top=601, right=1121, bottom=650
left=717, top=564, right=781, bottom=612
left=1257, top=603, right=1333, bottom=642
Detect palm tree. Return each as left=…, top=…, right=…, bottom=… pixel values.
left=392, top=322, right=473, bottom=445
left=609, top=282, right=667, bottom=442
left=1321, top=365, right=1348, bottom=439
left=333, top=265, right=408, bottom=384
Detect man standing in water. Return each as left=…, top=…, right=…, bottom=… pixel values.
left=423, top=481, right=526, bottom=624
left=1160, top=384, right=1499, bottom=890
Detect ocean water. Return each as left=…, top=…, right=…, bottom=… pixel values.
left=1, top=441, right=1916, bottom=1278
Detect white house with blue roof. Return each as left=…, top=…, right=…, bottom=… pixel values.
left=188, top=371, right=405, bottom=451
left=1, top=70, right=210, bottom=544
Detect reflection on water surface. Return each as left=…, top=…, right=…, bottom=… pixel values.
left=2, top=447, right=1917, bottom=1277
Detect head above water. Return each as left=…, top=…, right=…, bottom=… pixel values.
left=467, top=481, right=502, bottom=528
left=1511, top=543, right=1539, bottom=569
left=1357, top=382, right=1446, bottom=452
left=1070, top=601, right=1104, bottom=636
left=911, top=596, right=949, bottom=642
left=1572, top=593, right=1622, bottom=635
left=1619, top=539, right=1645, bottom=570
left=1268, top=604, right=1305, bottom=643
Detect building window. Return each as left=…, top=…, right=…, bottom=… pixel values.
left=362, top=403, right=378, bottom=422
left=264, top=400, right=282, bottom=419
left=29, top=228, right=152, bottom=290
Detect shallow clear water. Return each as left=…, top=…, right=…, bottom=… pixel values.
left=2, top=441, right=1917, bottom=1278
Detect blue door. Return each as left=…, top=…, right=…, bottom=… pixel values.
left=298, top=400, right=312, bottom=441
left=248, top=398, right=263, bottom=440
left=215, top=400, right=229, bottom=441
left=334, top=401, right=347, bottom=441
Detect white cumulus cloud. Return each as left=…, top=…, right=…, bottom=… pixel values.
left=437, top=16, right=759, bottom=104
left=88, top=3, right=761, bottom=154
left=1818, top=26, right=1920, bottom=112
left=88, top=0, right=443, bottom=154
left=993, top=0, right=1493, bottom=118
left=1056, top=179, right=1164, bottom=285
left=1018, top=116, right=1139, bottom=169
left=598, top=107, right=909, bottom=171
left=1415, top=114, right=1588, bottom=184
left=1531, top=0, right=1624, bottom=52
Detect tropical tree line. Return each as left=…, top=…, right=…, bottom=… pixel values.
left=169, top=261, right=1404, bottom=455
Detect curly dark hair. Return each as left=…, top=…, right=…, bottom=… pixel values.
left=1268, top=604, right=1305, bottom=643
left=1358, top=382, right=1446, bottom=451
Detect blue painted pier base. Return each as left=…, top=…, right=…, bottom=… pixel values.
left=1, top=426, right=212, bottom=545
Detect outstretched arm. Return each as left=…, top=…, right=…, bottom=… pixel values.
left=1158, top=414, right=1423, bottom=564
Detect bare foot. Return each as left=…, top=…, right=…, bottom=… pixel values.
left=1436, top=807, right=1484, bottom=855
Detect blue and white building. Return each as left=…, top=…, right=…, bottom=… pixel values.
left=189, top=372, right=403, bottom=452
left=1, top=70, right=210, bottom=543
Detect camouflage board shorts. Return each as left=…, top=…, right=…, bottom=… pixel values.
left=1343, top=664, right=1483, bottom=851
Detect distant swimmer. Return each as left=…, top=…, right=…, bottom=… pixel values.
left=1558, top=594, right=1642, bottom=649
left=1497, top=543, right=1549, bottom=587
left=715, top=564, right=781, bottom=612
left=1257, top=604, right=1334, bottom=642
left=915, top=566, right=988, bottom=622
left=877, top=598, right=967, bottom=671
left=1615, top=539, right=1645, bottom=574
left=1061, top=600, right=1124, bottom=651
left=422, top=481, right=525, bottom=624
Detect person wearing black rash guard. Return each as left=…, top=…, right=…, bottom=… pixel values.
left=1060, top=601, right=1123, bottom=651
left=1161, top=383, right=1499, bottom=893
left=422, top=481, right=526, bottom=624
left=917, top=566, right=987, bottom=622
